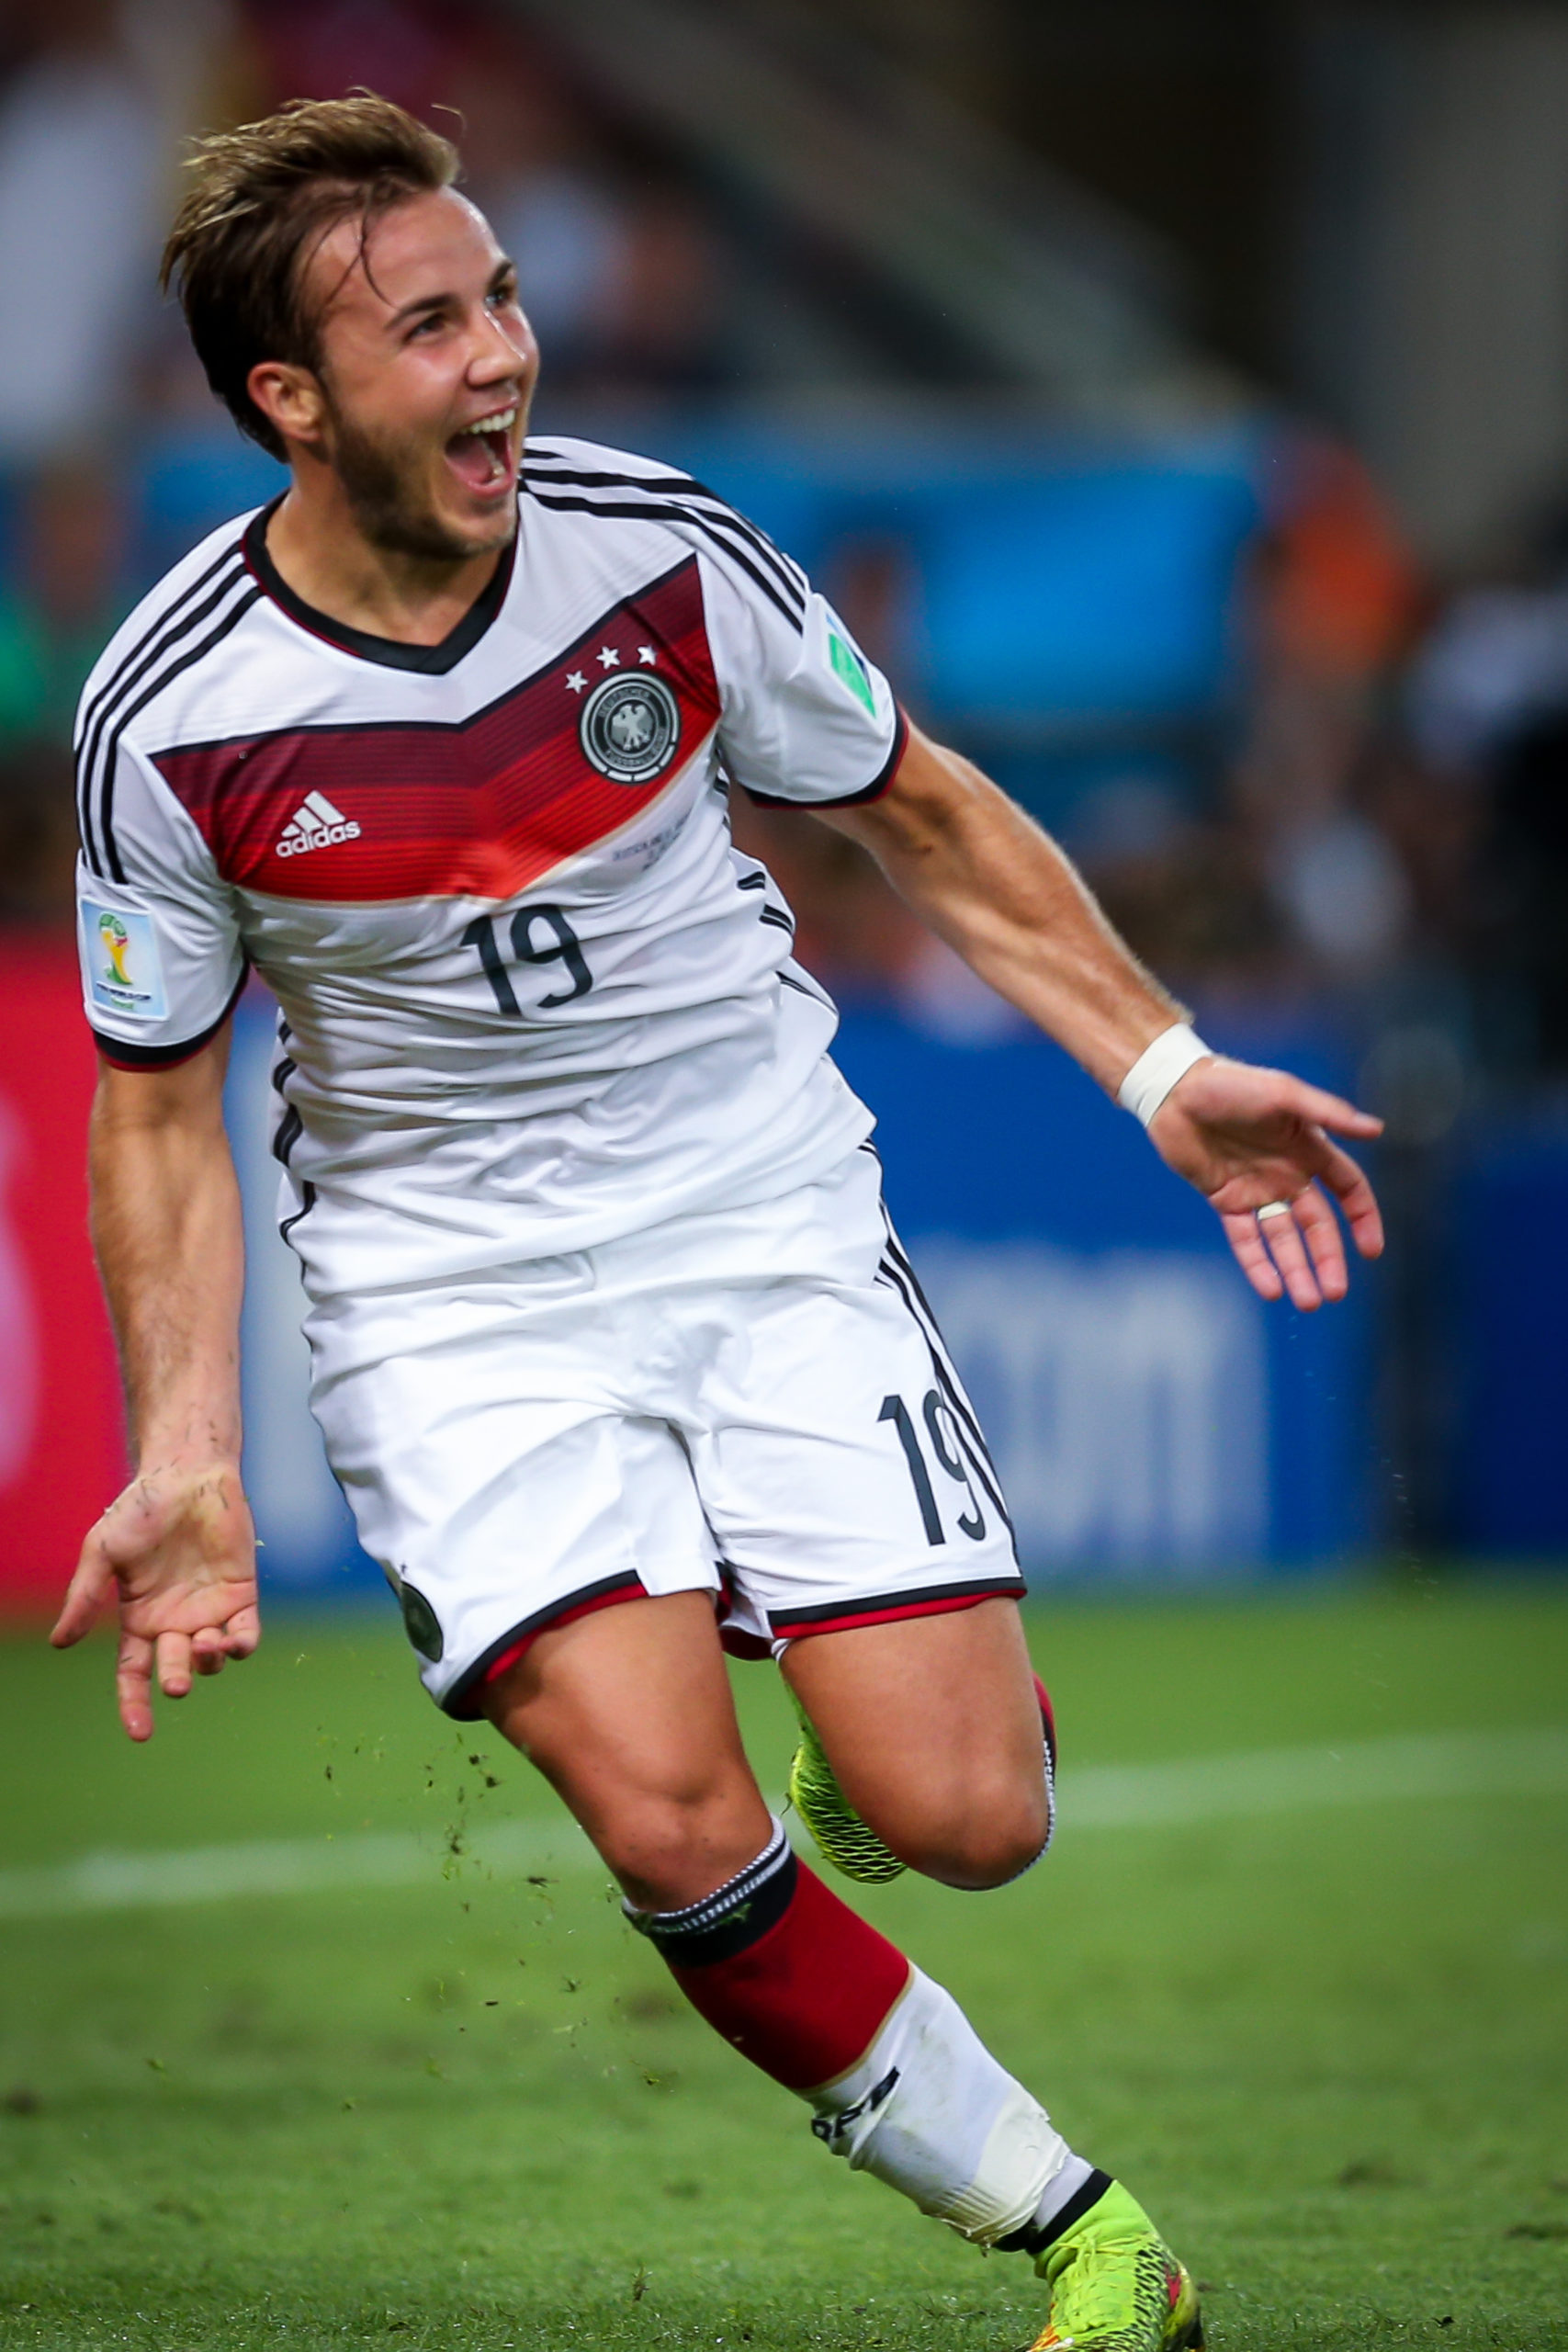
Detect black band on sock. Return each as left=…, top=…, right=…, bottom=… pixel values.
left=995, top=2167, right=1114, bottom=2256
left=631, top=1831, right=798, bottom=1967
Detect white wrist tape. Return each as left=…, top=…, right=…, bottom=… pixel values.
left=1117, top=1023, right=1212, bottom=1127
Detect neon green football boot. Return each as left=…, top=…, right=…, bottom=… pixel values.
left=785, top=1690, right=907, bottom=1883
left=1032, top=2181, right=1203, bottom=2352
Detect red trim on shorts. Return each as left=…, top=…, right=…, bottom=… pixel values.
left=769, top=1581, right=1023, bottom=1645
left=480, top=1583, right=648, bottom=1689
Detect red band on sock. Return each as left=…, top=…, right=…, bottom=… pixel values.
left=667, top=1858, right=910, bottom=2093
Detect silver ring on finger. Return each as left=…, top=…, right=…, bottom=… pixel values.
left=1256, top=1200, right=1294, bottom=1222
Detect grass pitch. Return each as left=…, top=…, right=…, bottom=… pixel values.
left=1, top=1582, right=1565, bottom=2351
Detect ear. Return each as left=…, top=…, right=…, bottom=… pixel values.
left=247, top=359, right=329, bottom=454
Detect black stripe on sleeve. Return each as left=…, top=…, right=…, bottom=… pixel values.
left=74, top=543, right=243, bottom=759
left=92, top=587, right=264, bottom=884
left=76, top=554, right=248, bottom=876
left=523, top=489, right=805, bottom=632
left=522, top=456, right=809, bottom=615
left=743, top=705, right=909, bottom=812
left=90, top=959, right=250, bottom=1069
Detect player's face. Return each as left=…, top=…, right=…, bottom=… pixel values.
left=305, top=188, right=538, bottom=562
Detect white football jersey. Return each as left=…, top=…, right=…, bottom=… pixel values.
left=73, top=436, right=907, bottom=1285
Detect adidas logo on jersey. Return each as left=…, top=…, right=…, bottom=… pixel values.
left=276, top=790, right=361, bottom=857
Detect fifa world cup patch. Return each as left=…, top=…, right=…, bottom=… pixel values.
left=827, top=626, right=876, bottom=716
left=79, top=899, right=168, bottom=1023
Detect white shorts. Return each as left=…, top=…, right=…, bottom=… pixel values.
left=302, top=1146, right=1024, bottom=1716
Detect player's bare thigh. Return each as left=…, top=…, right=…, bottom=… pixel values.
left=482, top=1589, right=1048, bottom=1909
left=481, top=1589, right=773, bottom=1913
left=781, top=1598, right=1049, bottom=1891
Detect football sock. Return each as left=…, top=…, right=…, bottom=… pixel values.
left=628, top=1818, right=1086, bottom=2247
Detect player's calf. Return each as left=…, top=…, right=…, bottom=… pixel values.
left=627, top=1815, right=1199, bottom=2350
left=628, top=1815, right=1085, bottom=2239
left=889, top=1779, right=1051, bottom=1888
left=780, top=1600, right=1053, bottom=1887
left=788, top=1667, right=1057, bottom=1890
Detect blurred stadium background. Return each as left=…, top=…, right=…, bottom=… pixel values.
left=7, top=0, right=1568, bottom=1600
left=2, top=9, right=1567, bottom=2348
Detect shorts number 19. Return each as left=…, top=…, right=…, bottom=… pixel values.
left=879, top=1390, right=986, bottom=1545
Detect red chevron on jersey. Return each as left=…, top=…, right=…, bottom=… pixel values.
left=151, top=559, right=719, bottom=903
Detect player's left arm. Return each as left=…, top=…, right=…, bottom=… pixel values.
left=819, top=721, right=1383, bottom=1310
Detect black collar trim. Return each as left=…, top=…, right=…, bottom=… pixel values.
left=242, top=496, right=516, bottom=673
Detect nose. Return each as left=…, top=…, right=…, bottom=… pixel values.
left=470, top=303, right=536, bottom=389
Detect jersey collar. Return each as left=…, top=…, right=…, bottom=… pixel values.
left=242, top=496, right=516, bottom=674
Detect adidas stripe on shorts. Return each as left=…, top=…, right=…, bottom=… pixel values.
left=301, top=1147, right=1025, bottom=1715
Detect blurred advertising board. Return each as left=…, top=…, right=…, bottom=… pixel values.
left=1451, top=1117, right=1568, bottom=1554
left=0, top=933, right=124, bottom=1614
left=223, top=993, right=1376, bottom=1599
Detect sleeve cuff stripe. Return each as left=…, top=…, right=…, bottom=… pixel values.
left=743, top=705, right=910, bottom=811
left=90, top=962, right=250, bottom=1069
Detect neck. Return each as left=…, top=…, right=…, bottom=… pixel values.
left=264, top=454, right=504, bottom=647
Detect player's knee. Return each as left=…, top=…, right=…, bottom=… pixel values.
left=595, top=1787, right=767, bottom=1916
left=897, top=1780, right=1051, bottom=1892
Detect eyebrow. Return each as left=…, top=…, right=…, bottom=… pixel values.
left=387, top=258, right=517, bottom=329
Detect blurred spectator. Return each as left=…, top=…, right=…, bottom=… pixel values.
left=243, top=1, right=733, bottom=403
left=1231, top=434, right=1424, bottom=986
left=0, top=459, right=131, bottom=749
left=450, top=37, right=627, bottom=383
left=0, top=737, right=77, bottom=918
left=0, top=0, right=164, bottom=464
left=587, top=182, right=728, bottom=398
left=243, top=0, right=479, bottom=121
left=1064, top=773, right=1285, bottom=1007
left=1406, top=505, right=1568, bottom=1072
left=0, top=458, right=131, bottom=917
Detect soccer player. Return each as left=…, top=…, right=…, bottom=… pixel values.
left=54, top=96, right=1383, bottom=2352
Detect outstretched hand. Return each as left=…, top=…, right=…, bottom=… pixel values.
left=51, top=1463, right=260, bottom=1741
left=1148, top=1055, right=1384, bottom=1310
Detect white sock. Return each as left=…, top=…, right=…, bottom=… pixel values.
left=806, top=1966, right=1084, bottom=2247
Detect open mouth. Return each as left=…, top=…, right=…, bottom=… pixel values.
left=445, top=405, right=518, bottom=494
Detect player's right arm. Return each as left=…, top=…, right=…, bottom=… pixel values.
left=65, top=597, right=261, bottom=1737
left=51, top=1030, right=259, bottom=1740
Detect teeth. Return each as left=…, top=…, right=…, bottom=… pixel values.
left=458, top=407, right=517, bottom=437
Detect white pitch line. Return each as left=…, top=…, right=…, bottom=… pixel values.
left=1061, top=1724, right=1568, bottom=1830
left=0, top=1818, right=597, bottom=1922
left=1, top=1725, right=1563, bottom=1923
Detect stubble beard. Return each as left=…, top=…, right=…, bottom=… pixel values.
left=324, top=391, right=514, bottom=565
